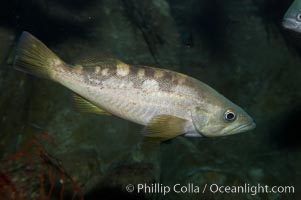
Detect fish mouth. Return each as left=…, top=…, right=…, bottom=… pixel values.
left=226, top=122, right=256, bottom=135
left=282, top=18, right=301, bottom=33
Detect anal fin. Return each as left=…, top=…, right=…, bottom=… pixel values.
left=73, top=94, right=111, bottom=115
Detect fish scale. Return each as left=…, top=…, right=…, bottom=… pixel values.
left=13, top=31, right=255, bottom=141
left=57, top=64, right=198, bottom=122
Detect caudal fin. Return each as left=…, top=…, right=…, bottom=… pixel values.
left=13, top=31, right=64, bottom=80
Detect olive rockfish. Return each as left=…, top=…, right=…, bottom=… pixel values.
left=14, top=32, right=255, bottom=141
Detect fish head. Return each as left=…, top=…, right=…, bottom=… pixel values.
left=191, top=100, right=255, bottom=137
left=283, top=0, right=301, bottom=33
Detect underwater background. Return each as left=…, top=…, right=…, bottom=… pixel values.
left=0, top=0, right=300, bottom=199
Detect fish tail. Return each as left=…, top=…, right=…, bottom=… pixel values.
left=13, top=31, right=65, bottom=80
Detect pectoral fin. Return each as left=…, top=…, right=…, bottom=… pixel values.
left=73, top=94, right=111, bottom=115
left=143, top=115, right=188, bottom=142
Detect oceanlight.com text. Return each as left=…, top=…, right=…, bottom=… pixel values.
left=208, top=183, right=294, bottom=196
left=125, top=183, right=295, bottom=196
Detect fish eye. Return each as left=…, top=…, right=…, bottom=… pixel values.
left=224, top=109, right=236, bottom=122
left=297, top=13, right=301, bottom=21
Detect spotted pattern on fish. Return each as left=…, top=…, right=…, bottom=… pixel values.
left=13, top=31, right=256, bottom=140
left=158, top=71, right=173, bottom=91
left=95, top=66, right=101, bottom=73
left=144, top=67, right=155, bottom=79
left=137, top=69, right=145, bottom=78
left=68, top=62, right=197, bottom=95
left=129, top=65, right=191, bottom=92
left=101, top=68, right=110, bottom=76
left=116, top=62, right=130, bottom=77
left=154, top=70, right=164, bottom=79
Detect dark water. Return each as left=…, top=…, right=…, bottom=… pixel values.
left=0, top=0, right=300, bottom=199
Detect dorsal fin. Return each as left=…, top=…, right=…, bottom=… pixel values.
left=74, top=53, right=126, bottom=67
left=73, top=94, right=111, bottom=115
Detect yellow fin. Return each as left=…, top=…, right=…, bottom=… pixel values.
left=14, top=31, right=64, bottom=80
left=73, top=94, right=111, bottom=115
left=143, top=115, right=188, bottom=142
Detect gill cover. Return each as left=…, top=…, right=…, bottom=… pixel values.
left=191, top=107, right=210, bottom=136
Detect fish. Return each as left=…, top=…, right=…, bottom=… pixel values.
left=282, top=0, right=301, bottom=33
left=13, top=31, right=255, bottom=141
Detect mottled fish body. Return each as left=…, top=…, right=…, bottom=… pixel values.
left=14, top=32, right=255, bottom=141
left=283, top=0, right=301, bottom=33
left=57, top=64, right=221, bottom=126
